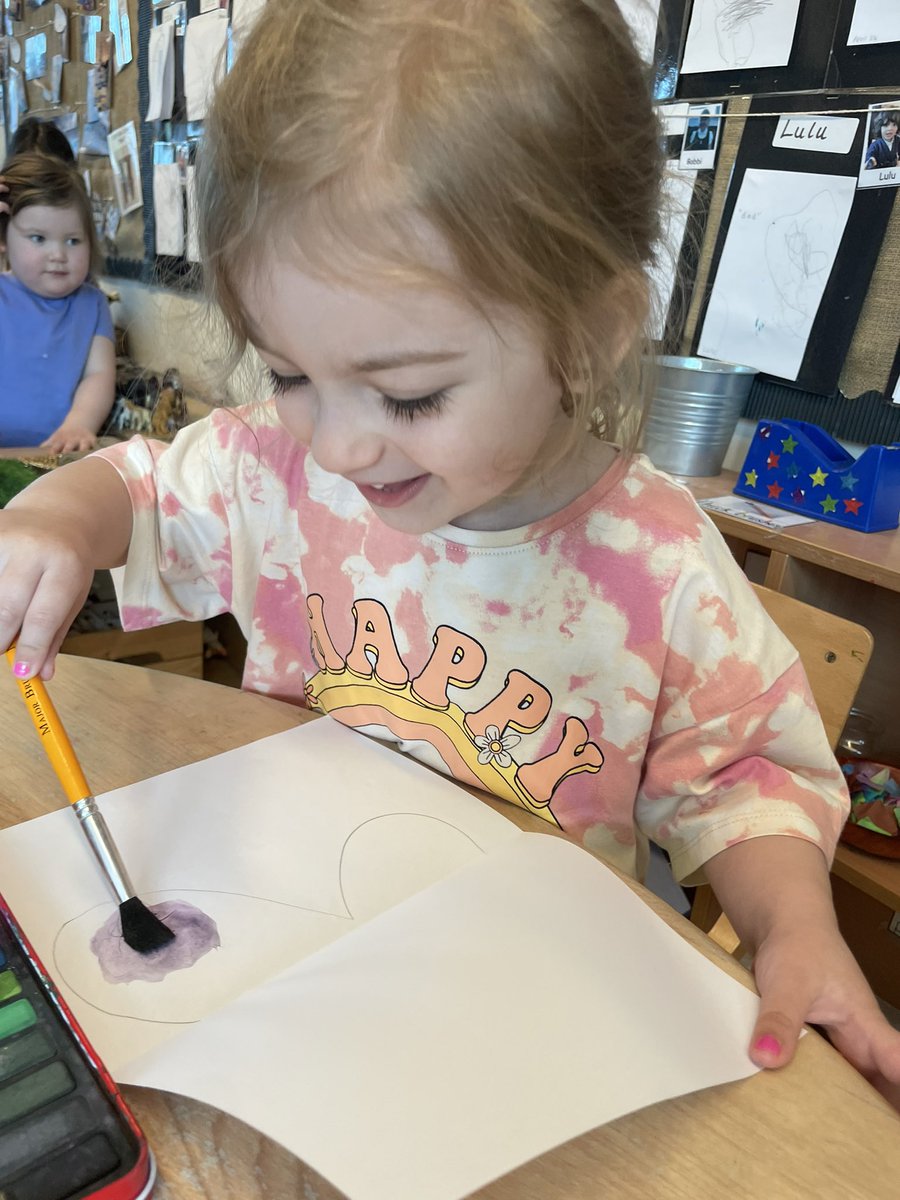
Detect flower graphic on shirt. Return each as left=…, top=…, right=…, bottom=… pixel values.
left=474, top=725, right=521, bottom=768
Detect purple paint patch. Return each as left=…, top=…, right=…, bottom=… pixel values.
left=90, top=900, right=220, bottom=984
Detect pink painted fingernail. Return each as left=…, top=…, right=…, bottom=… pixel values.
left=13, top=661, right=30, bottom=678
left=753, top=1035, right=782, bottom=1056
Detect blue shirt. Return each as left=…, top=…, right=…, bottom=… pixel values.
left=0, top=274, right=114, bottom=447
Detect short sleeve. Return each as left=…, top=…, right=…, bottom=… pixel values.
left=634, top=535, right=850, bottom=885
left=91, top=287, right=115, bottom=341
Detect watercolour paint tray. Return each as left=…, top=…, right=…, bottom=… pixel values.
left=0, top=892, right=154, bottom=1200
left=733, top=419, right=900, bottom=533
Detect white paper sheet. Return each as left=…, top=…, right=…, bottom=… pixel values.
left=0, top=720, right=761, bottom=1200
left=127, top=837, right=759, bottom=1200
left=107, top=120, right=143, bottom=216
left=153, top=163, right=184, bottom=255
left=681, top=0, right=802, bottom=73
left=772, top=114, right=859, bottom=156
left=145, top=20, right=175, bottom=122
left=848, top=0, right=899, bottom=45
left=185, top=163, right=200, bottom=261
left=184, top=9, right=228, bottom=122
left=231, top=0, right=267, bottom=48
left=648, top=164, right=697, bottom=339
left=617, top=0, right=661, bottom=63
left=697, top=168, right=855, bottom=381
left=0, top=721, right=520, bottom=1072
left=699, top=494, right=815, bottom=528
left=109, top=0, right=133, bottom=73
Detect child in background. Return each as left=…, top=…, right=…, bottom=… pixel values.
left=2, top=0, right=899, bottom=1103
left=865, top=108, right=900, bottom=170
left=8, top=116, right=76, bottom=164
left=0, top=153, right=115, bottom=453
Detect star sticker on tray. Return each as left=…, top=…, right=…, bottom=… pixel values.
left=781, top=435, right=798, bottom=454
left=820, top=494, right=837, bottom=514
left=792, top=488, right=806, bottom=504
left=843, top=497, right=863, bottom=515
left=744, top=469, right=758, bottom=487
left=766, top=453, right=780, bottom=469
left=841, top=472, right=858, bottom=491
left=787, top=462, right=799, bottom=478
left=810, top=467, right=828, bottom=486
left=767, top=482, right=783, bottom=499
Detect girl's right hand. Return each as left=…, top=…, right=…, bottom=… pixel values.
left=0, top=508, right=96, bottom=681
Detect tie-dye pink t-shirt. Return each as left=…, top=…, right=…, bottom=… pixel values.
left=98, top=403, right=849, bottom=884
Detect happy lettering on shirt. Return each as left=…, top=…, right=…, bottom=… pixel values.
left=305, top=595, right=604, bottom=825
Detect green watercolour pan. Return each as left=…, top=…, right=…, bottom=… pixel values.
left=0, top=891, right=156, bottom=1200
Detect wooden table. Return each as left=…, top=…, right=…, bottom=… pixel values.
left=1, top=657, right=898, bottom=1199
left=681, top=469, right=900, bottom=595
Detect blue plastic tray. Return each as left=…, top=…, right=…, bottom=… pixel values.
left=733, top=419, right=900, bottom=533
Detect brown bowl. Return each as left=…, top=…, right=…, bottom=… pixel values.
left=840, top=820, right=900, bottom=860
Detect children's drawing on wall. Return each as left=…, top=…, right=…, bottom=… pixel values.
left=858, top=102, right=900, bottom=190
left=697, top=168, right=855, bottom=381
left=680, top=0, right=802, bottom=73
left=848, top=0, right=900, bottom=46
left=764, top=187, right=845, bottom=336
left=679, top=103, right=721, bottom=170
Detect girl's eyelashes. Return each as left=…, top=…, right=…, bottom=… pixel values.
left=266, top=368, right=310, bottom=395
left=381, top=390, right=448, bottom=423
left=266, top=367, right=448, bottom=421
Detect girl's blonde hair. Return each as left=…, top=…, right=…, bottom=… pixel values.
left=198, top=0, right=663, bottom=455
left=0, top=152, right=101, bottom=277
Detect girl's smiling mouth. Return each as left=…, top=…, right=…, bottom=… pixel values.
left=354, top=475, right=430, bottom=508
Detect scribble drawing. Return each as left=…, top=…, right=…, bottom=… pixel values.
left=764, top=190, right=840, bottom=335
left=713, top=0, right=774, bottom=68
left=52, top=813, right=487, bottom=1026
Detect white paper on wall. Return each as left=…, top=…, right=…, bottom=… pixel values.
left=697, top=168, right=855, bottom=381
left=153, top=163, right=184, bottom=256
left=848, top=0, right=900, bottom=45
left=183, top=9, right=228, bottom=122
left=145, top=19, right=175, bottom=122
left=185, top=164, right=200, bottom=262
left=681, top=0, right=803, bottom=73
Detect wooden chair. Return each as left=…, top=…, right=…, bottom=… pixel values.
left=689, top=584, right=874, bottom=954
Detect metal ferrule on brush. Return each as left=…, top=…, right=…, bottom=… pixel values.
left=72, top=797, right=135, bottom=905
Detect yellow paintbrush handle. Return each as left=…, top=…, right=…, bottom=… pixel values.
left=5, top=648, right=92, bottom=805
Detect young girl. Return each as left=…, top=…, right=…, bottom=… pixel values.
left=2, top=0, right=899, bottom=1104
left=0, top=153, right=115, bottom=453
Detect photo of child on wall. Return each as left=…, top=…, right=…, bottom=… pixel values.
left=858, top=101, right=900, bottom=190
left=679, top=103, right=723, bottom=171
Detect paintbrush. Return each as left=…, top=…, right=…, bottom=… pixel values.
left=5, top=648, right=175, bottom=955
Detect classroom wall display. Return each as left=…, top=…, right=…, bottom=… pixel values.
left=692, top=92, right=897, bottom=394
left=828, top=0, right=900, bottom=88
left=676, top=0, right=843, bottom=100
left=857, top=99, right=900, bottom=190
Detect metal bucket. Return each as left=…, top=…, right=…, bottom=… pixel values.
left=642, top=356, right=758, bottom=477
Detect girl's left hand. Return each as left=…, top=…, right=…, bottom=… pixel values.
left=749, top=919, right=900, bottom=1109
left=41, top=425, right=99, bottom=455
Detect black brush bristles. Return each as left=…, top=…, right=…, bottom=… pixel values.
left=119, top=896, right=176, bottom=954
